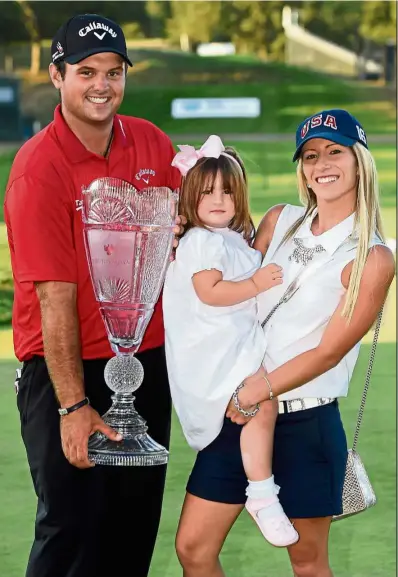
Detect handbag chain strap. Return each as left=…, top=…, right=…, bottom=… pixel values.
left=352, top=306, right=383, bottom=451
left=260, top=296, right=287, bottom=329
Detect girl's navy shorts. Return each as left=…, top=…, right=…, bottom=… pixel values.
left=186, top=400, right=348, bottom=518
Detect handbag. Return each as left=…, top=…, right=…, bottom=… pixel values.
left=260, top=261, right=381, bottom=522
left=332, top=308, right=382, bottom=521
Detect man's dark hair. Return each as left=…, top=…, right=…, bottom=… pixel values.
left=54, top=61, right=66, bottom=80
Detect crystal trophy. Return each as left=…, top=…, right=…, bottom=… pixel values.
left=81, top=177, right=178, bottom=466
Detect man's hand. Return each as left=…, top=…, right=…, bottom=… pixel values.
left=172, top=215, right=187, bottom=249
left=60, top=405, right=122, bottom=469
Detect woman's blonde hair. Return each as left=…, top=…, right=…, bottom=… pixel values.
left=283, top=142, right=385, bottom=320
left=178, top=147, right=255, bottom=244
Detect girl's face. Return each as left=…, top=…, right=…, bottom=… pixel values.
left=197, top=171, right=235, bottom=229
left=301, top=138, right=358, bottom=204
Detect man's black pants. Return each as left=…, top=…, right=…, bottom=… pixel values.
left=16, top=346, right=171, bottom=577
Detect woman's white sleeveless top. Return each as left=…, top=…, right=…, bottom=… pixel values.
left=256, top=204, right=384, bottom=400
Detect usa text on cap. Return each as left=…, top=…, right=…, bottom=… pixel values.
left=293, top=109, right=368, bottom=162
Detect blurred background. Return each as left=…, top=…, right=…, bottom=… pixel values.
left=0, top=1, right=396, bottom=576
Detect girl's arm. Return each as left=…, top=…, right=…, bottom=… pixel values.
left=192, top=204, right=286, bottom=307
left=235, top=244, right=395, bottom=407
left=192, top=263, right=283, bottom=307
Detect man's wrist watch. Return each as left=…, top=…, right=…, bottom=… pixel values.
left=58, top=397, right=90, bottom=416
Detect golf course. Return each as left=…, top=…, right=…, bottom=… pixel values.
left=0, top=49, right=395, bottom=577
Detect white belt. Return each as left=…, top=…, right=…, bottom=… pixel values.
left=278, top=397, right=336, bottom=414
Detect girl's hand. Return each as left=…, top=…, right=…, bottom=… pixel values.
left=252, top=263, right=283, bottom=293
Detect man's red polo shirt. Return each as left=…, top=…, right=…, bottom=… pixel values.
left=4, top=105, right=181, bottom=362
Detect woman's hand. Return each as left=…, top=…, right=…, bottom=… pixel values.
left=237, top=369, right=271, bottom=408
left=225, top=366, right=271, bottom=424
left=225, top=398, right=252, bottom=425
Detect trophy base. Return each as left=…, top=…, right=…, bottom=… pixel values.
left=88, top=432, right=169, bottom=467
left=87, top=390, right=169, bottom=467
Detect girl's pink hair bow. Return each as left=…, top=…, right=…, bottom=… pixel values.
left=172, top=135, right=228, bottom=176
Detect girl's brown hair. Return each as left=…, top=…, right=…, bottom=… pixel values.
left=179, top=146, right=255, bottom=244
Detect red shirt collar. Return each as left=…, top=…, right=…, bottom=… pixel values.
left=52, top=104, right=128, bottom=164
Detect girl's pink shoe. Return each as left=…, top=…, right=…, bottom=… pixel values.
left=245, top=497, right=299, bottom=547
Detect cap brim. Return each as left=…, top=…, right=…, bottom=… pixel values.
left=64, top=47, right=133, bottom=67
left=292, top=132, right=356, bottom=162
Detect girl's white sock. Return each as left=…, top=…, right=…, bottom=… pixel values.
left=245, top=475, right=279, bottom=499
left=246, top=475, right=288, bottom=521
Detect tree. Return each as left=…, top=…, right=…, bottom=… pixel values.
left=223, top=1, right=285, bottom=59
left=166, top=1, right=222, bottom=51
left=298, top=1, right=363, bottom=53
left=146, top=0, right=171, bottom=37
left=0, top=2, right=29, bottom=45
left=360, top=0, right=397, bottom=44
left=15, top=0, right=41, bottom=74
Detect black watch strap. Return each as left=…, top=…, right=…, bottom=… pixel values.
left=58, top=397, right=90, bottom=416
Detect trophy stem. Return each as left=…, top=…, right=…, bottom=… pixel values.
left=87, top=356, right=169, bottom=467
left=101, top=392, right=148, bottom=437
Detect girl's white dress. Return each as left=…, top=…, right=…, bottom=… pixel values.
left=163, top=226, right=266, bottom=451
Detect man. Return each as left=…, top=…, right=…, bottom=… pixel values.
left=5, top=13, right=182, bottom=577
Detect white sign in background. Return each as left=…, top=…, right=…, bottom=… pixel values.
left=0, top=87, right=15, bottom=104
left=196, top=43, right=236, bottom=57
left=171, top=97, right=261, bottom=119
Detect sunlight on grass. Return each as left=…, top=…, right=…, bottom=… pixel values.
left=0, top=330, right=15, bottom=360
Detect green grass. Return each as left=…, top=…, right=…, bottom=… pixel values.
left=1, top=49, right=396, bottom=574
left=21, top=49, right=396, bottom=134
left=0, top=134, right=396, bottom=574
left=113, top=50, right=396, bottom=135
left=120, top=81, right=396, bottom=136
left=0, top=343, right=395, bottom=577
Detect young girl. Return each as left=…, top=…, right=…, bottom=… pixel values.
left=163, top=135, right=298, bottom=547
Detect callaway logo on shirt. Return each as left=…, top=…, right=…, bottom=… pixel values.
left=135, top=168, right=156, bottom=185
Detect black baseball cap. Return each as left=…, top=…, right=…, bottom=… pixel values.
left=51, top=14, right=133, bottom=67
left=293, top=109, right=368, bottom=161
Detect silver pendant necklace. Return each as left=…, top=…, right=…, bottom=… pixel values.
left=288, top=238, right=326, bottom=266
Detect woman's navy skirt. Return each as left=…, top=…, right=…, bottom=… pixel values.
left=186, top=400, right=348, bottom=518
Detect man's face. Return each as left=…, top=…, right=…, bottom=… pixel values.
left=49, top=52, right=126, bottom=125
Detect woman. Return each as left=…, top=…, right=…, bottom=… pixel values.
left=174, top=109, right=395, bottom=577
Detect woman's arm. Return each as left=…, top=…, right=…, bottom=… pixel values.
left=254, top=204, right=286, bottom=257
left=237, top=245, right=395, bottom=407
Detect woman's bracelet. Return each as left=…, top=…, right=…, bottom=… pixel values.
left=232, top=382, right=260, bottom=417
left=263, top=375, right=274, bottom=400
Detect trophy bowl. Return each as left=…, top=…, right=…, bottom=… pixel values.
left=81, top=177, right=178, bottom=466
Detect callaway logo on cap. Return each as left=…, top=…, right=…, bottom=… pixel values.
left=51, top=14, right=133, bottom=67
left=292, top=109, right=368, bottom=161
